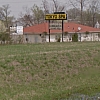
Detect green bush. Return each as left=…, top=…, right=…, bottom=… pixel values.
left=0, top=32, right=12, bottom=44
left=72, top=33, right=78, bottom=42
left=55, top=34, right=61, bottom=42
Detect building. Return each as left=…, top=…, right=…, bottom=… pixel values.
left=23, top=22, right=100, bottom=43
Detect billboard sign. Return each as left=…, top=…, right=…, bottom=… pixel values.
left=50, top=22, right=62, bottom=30
left=10, top=26, right=16, bottom=32
left=17, top=26, right=23, bottom=35
left=45, top=14, right=67, bottom=20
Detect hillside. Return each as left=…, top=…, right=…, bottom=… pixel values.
left=0, top=42, right=100, bottom=100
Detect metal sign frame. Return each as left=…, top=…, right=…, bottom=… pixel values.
left=45, top=12, right=67, bottom=42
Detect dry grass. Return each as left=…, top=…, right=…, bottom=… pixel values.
left=0, top=42, right=100, bottom=100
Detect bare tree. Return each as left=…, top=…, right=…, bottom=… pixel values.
left=52, top=0, right=66, bottom=12
left=69, top=0, right=89, bottom=24
left=89, top=0, right=100, bottom=27
left=18, top=5, right=45, bottom=26
left=82, top=0, right=100, bottom=27
left=18, top=6, right=34, bottom=27
left=0, top=4, right=13, bottom=28
left=42, top=0, right=50, bottom=14
left=52, top=0, right=58, bottom=12
left=42, top=0, right=66, bottom=13
left=67, top=8, right=80, bottom=22
left=18, top=14, right=34, bottom=27
left=31, top=4, right=45, bottom=24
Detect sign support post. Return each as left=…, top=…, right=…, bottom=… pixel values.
left=62, top=20, right=64, bottom=42
left=49, top=20, right=50, bottom=42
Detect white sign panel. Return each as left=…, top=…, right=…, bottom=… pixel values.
left=50, top=22, right=62, bottom=30
left=17, top=26, right=23, bottom=34
left=10, top=26, right=17, bottom=32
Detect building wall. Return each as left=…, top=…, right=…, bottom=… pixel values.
left=78, top=33, right=100, bottom=42
left=11, top=34, right=43, bottom=44
left=45, top=33, right=100, bottom=42
left=10, top=32, right=100, bottom=44
left=46, top=33, right=73, bottom=42
left=46, top=35, right=56, bottom=42
left=24, top=34, right=43, bottom=43
left=63, top=34, right=72, bottom=42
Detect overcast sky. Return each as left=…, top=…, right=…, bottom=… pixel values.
left=0, top=0, right=70, bottom=18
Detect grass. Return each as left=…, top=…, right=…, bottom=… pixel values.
left=0, top=42, right=100, bottom=100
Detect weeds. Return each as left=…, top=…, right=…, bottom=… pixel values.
left=0, top=42, right=100, bottom=100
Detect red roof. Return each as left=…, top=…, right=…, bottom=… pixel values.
left=24, top=22, right=100, bottom=34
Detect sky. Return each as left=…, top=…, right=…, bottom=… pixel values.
left=0, top=0, right=69, bottom=19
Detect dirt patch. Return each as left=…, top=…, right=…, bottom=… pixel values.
left=8, top=61, right=21, bottom=66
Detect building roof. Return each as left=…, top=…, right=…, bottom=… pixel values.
left=24, top=22, right=100, bottom=34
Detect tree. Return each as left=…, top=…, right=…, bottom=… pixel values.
left=18, top=1, right=67, bottom=26
left=66, top=8, right=80, bottom=22
left=18, top=6, right=34, bottom=27
left=0, top=4, right=14, bottom=28
left=18, top=14, right=34, bottom=27
left=69, top=0, right=88, bottom=24
left=88, top=0, right=100, bottom=27
left=42, top=0, right=66, bottom=13
left=82, top=0, right=100, bottom=27
left=42, top=0, right=50, bottom=14
left=18, top=5, right=45, bottom=26
left=0, top=32, right=11, bottom=44
left=31, top=4, right=45, bottom=24
left=52, top=0, right=66, bottom=12
left=0, top=20, right=6, bottom=32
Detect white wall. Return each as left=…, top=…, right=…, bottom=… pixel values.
left=78, top=33, right=99, bottom=42
left=24, top=34, right=42, bottom=43
left=46, top=35, right=57, bottom=42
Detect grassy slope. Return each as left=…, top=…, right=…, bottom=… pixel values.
left=0, top=42, right=100, bottom=100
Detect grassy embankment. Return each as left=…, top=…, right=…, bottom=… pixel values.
left=0, top=42, right=100, bottom=100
